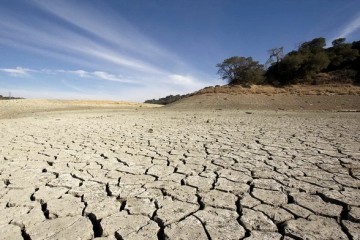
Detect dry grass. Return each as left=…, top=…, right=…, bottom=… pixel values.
left=193, top=84, right=360, bottom=96
left=0, top=99, right=162, bottom=119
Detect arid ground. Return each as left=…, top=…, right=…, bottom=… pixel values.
left=0, top=94, right=359, bottom=239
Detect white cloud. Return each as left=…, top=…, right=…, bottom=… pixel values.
left=169, top=74, right=198, bottom=86
left=0, top=66, right=140, bottom=84
left=65, top=69, right=138, bottom=84
left=32, top=0, right=179, bottom=62
left=0, top=2, right=214, bottom=101
left=69, top=70, right=88, bottom=78
left=92, top=71, right=121, bottom=82
left=335, top=14, right=360, bottom=39
left=0, top=67, right=34, bottom=76
left=0, top=1, right=178, bottom=76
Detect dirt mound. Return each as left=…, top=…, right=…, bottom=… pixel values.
left=192, top=84, right=360, bottom=96
left=167, top=85, right=360, bottom=111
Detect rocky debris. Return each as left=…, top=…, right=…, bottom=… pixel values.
left=283, top=215, right=348, bottom=239
left=0, top=109, right=358, bottom=239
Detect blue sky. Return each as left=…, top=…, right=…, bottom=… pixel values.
left=1, top=0, right=360, bottom=101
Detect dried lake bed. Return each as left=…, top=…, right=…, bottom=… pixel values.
left=0, top=99, right=359, bottom=239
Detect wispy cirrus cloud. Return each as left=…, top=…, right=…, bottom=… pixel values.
left=0, top=1, right=214, bottom=101
left=1, top=67, right=139, bottom=84
left=334, top=13, right=360, bottom=39
left=0, top=1, right=184, bottom=76
left=0, top=67, right=34, bottom=76
left=66, top=69, right=138, bottom=84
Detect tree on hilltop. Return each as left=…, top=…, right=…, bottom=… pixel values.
left=265, top=47, right=284, bottom=68
left=216, top=56, right=265, bottom=86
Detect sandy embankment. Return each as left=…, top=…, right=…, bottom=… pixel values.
left=168, top=85, right=360, bottom=111
left=0, top=99, right=161, bottom=119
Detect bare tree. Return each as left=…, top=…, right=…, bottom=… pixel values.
left=265, top=47, right=284, bottom=68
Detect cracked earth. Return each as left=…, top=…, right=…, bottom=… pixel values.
left=0, top=109, right=359, bottom=239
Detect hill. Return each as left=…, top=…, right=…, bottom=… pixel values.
left=163, top=84, right=360, bottom=111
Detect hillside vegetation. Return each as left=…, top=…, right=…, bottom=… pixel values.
left=146, top=37, right=360, bottom=105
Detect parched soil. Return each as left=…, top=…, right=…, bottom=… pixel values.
left=0, top=99, right=161, bottom=119
left=168, top=85, right=360, bottom=111
left=193, top=84, right=360, bottom=96
left=0, top=98, right=359, bottom=239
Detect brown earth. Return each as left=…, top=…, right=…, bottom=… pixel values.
left=0, top=89, right=359, bottom=239
left=0, top=99, right=161, bottom=119
left=167, top=85, right=360, bottom=111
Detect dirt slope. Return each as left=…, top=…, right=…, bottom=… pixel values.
left=167, top=85, right=360, bottom=111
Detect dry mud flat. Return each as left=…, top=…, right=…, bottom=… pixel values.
left=0, top=106, right=360, bottom=239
